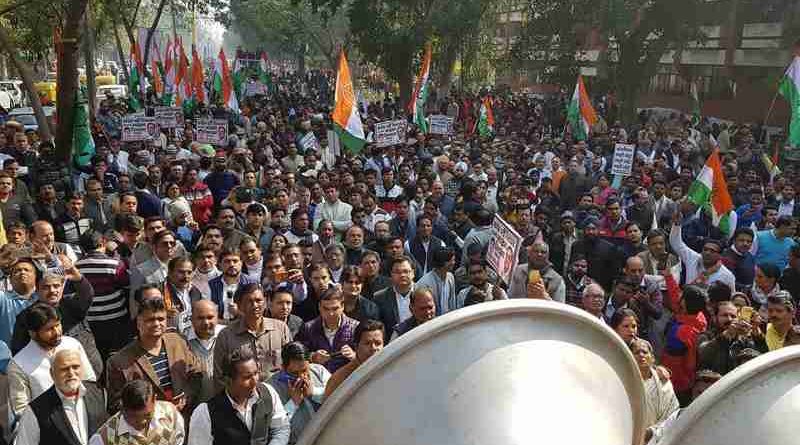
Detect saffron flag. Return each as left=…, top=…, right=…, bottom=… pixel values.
left=175, top=43, right=191, bottom=108
left=566, top=75, right=598, bottom=141
left=408, top=43, right=432, bottom=133
left=191, top=45, right=207, bottom=106
left=212, top=48, right=238, bottom=111
left=332, top=50, right=365, bottom=154
left=687, top=148, right=737, bottom=237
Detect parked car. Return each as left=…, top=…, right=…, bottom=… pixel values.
left=7, top=106, right=56, bottom=132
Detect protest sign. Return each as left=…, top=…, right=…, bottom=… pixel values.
left=486, top=215, right=523, bottom=284
left=154, top=107, right=183, bottom=129
left=299, top=132, right=321, bottom=152
left=429, top=115, right=454, bottom=135
left=611, top=143, right=636, bottom=176
left=122, top=114, right=159, bottom=142
left=374, top=119, right=407, bottom=147
left=194, top=119, right=228, bottom=146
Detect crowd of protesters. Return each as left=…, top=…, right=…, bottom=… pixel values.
left=0, top=68, right=796, bottom=444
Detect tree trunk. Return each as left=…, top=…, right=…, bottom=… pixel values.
left=0, top=25, right=52, bottom=141
left=437, top=43, right=458, bottom=98
left=113, top=24, right=129, bottom=81
left=142, top=0, right=168, bottom=67
left=55, top=0, right=90, bottom=165
left=84, top=3, right=97, bottom=122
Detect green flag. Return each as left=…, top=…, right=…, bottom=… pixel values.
left=72, top=87, right=95, bottom=167
left=779, top=56, right=800, bottom=147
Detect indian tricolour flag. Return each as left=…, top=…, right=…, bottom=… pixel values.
left=213, top=48, right=238, bottom=111
left=566, top=75, right=597, bottom=141
left=128, top=40, right=144, bottom=111
left=687, top=148, right=737, bottom=237
left=163, top=39, right=175, bottom=106
left=779, top=56, right=800, bottom=147
left=408, top=43, right=432, bottom=133
left=332, top=50, right=365, bottom=154
left=475, top=97, right=495, bottom=138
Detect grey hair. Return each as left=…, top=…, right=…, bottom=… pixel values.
left=629, top=338, right=654, bottom=355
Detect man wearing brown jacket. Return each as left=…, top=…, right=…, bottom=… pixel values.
left=106, top=297, right=202, bottom=416
left=213, top=283, right=292, bottom=391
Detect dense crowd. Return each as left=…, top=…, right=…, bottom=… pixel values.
left=0, top=70, right=796, bottom=444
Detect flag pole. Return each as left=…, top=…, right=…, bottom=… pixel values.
left=760, top=88, right=780, bottom=143
left=760, top=56, right=794, bottom=144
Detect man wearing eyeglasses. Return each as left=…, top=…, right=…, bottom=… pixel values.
left=130, top=231, right=180, bottom=300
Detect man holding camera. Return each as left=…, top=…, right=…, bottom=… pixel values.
left=697, top=300, right=768, bottom=375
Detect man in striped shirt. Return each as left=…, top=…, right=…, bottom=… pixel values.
left=76, top=230, right=132, bottom=363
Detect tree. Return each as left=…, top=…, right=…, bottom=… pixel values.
left=306, top=0, right=442, bottom=108
left=222, top=0, right=351, bottom=72
left=512, top=0, right=708, bottom=123
left=55, top=0, right=91, bottom=163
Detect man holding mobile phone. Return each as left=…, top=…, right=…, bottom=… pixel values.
left=296, top=287, right=358, bottom=373
left=698, top=300, right=768, bottom=375
left=269, top=342, right=330, bottom=443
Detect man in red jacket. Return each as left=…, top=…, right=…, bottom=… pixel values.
left=661, top=283, right=708, bottom=406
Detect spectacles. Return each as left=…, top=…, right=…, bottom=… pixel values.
left=160, top=241, right=177, bottom=247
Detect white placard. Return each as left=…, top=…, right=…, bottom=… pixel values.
left=154, top=107, right=183, bottom=129
left=374, top=119, right=407, bottom=147
left=299, top=132, right=320, bottom=152
left=611, top=143, right=636, bottom=177
left=429, top=114, right=454, bottom=135
left=122, top=114, right=159, bottom=142
left=486, top=215, right=523, bottom=284
left=194, top=119, right=229, bottom=146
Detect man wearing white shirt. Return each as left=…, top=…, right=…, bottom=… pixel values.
left=189, top=352, right=290, bottom=445
left=313, top=185, right=352, bottom=239
left=669, top=217, right=736, bottom=291
left=14, top=349, right=107, bottom=445
left=7, top=304, right=97, bottom=420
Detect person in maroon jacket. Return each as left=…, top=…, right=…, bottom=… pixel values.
left=296, top=286, right=359, bottom=373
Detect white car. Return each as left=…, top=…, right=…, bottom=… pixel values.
left=0, top=81, right=23, bottom=107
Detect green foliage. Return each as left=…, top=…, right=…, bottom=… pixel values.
left=512, top=0, right=707, bottom=121
left=221, top=0, right=350, bottom=69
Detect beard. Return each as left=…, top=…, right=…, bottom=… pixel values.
left=62, top=378, right=81, bottom=393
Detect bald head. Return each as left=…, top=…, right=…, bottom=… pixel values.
left=624, top=256, right=645, bottom=281
left=191, top=299, right=219, bottom=340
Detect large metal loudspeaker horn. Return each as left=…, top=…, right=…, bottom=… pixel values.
left=655, top=345, right=800, bottom=445
left=298, top=299, right=647, bottom=445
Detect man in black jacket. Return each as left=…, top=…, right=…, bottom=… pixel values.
left=698, top=300, right=767, bottom=375
left=374, top=257, right=416, bottom=341
left=188, top=351, right=290, bottom=444
left=570, top=216, right=624, bottom=291
left=14, top=348, right=108, bottom=445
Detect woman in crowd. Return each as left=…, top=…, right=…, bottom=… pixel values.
left=610, top=308, right=640, bottom=345
left=631, top=338, right=680, bottom=428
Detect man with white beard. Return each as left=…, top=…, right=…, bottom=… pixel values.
left=14, top=348, right=108, bottom=445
